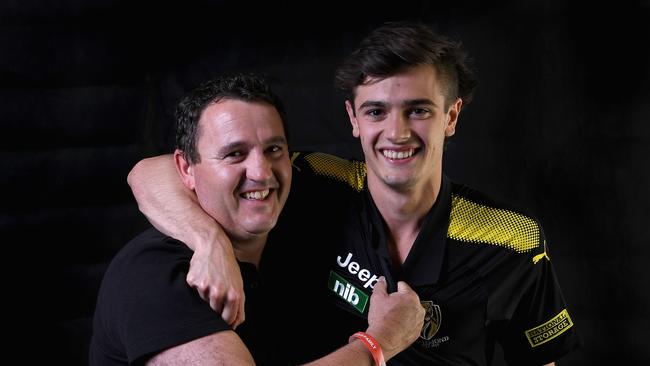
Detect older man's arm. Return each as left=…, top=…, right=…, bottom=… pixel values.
left=148, top=277, right=424, bottom=366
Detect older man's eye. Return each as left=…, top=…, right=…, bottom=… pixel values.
left=226, top=151, right=243, bottom=158
left=409, top=108, right=431, bottom=118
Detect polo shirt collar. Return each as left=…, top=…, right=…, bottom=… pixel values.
left=363, top=175, right=452, bottom=287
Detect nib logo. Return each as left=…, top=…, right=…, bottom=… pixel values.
left=328, top=271, right=369, bottom=313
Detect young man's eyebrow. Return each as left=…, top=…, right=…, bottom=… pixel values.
left=357, top=99, right=438, bottom=110
left=402, top=98, right=437, bottom=108
left=358, top=100, right=388, bottom=110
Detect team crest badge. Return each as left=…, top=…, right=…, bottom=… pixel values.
left=420, top=301, right=442, bottom=340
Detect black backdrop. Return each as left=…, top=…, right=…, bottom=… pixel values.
left=2, top=0, right=649, bottom=364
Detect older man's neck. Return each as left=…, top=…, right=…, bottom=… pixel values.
left=232, top=236, right=267, bottom=268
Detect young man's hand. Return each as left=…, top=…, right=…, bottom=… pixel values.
left=188, top=241, right=245, bottom=328
left=128, top=154, right=246, bottom=328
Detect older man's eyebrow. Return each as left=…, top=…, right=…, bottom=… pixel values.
left=215, top=141, right=248, bottom=156
left=263, top=136, right=288, bottom=146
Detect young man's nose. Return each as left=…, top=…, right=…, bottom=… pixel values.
left=386, top=114, right=411, bottom=142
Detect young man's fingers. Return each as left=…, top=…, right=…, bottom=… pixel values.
left=221, top=290, right=245, bottom=328
left=209, top=295, right=225, bottom=315
left=221, top=302, right=237, bottom=327
left=235, top=297, right=246, bottom=328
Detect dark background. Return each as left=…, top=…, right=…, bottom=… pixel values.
left=2, top=0, right=649, bottom=364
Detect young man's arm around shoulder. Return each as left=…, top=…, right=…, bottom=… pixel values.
left=128, top=154, right=244, bottom=327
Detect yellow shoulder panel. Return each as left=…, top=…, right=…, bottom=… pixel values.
left=303, top=153, right=367, bottom=192
left=447, top=194, right=540, bottom=253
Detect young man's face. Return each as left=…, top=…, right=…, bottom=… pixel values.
left=345, top=65, right=461, bottom=193
left=177, top=99, right=291, bottom=242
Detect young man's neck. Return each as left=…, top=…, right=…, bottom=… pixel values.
left=367, top=173, right=442, bottom=265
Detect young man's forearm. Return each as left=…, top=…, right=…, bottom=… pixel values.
left=127, top=154, right=226, bottom=251
left=127, top=154, right=244, bottom=326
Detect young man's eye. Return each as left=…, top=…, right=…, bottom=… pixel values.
left=365, top=109, right=385, bottom=118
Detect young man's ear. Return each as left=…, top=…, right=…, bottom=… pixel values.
left=174, top=149, right=196, bottom=190
left=445, top=98, right=463, bottom=137
left=345, top=100, right=360, bottom=138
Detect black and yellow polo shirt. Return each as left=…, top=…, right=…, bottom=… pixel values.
left=266, top=152, right=580, bottom=365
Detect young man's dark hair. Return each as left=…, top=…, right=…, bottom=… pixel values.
left=335, top=21, right=478, bottom=111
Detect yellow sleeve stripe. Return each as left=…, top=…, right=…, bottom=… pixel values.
left=447, top=194, right=540, bottom=253
left=303, top=153, right=367, bottom=192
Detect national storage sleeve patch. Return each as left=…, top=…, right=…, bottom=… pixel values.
left=525, top=309, right=574, bottom=347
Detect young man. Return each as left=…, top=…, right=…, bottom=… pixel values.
left=129, top=22, right=580, bottom=365
left=90, top=74, right=424, bottom=365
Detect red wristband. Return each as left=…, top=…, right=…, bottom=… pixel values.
left=349, top=331, right=386, bottom=366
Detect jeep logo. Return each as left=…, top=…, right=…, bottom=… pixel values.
left=336, top=252, right=380, bottom=289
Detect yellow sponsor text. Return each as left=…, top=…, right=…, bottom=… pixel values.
left=525, top=309, right=573, bottom=347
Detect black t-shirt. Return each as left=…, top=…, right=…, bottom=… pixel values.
left=268, top=152, right=581, bottom=365
left=89, top=228, right=275, bottom=365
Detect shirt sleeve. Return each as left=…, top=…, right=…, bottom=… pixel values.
left=110, top=231, right=231, bottom=363
left=497, top=228, right=581, bottom=365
